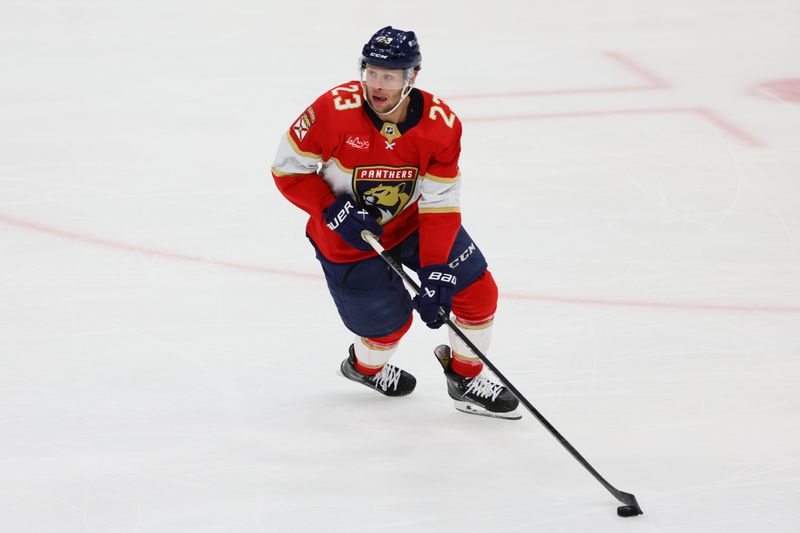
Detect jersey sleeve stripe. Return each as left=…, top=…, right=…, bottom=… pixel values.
left=418, top=206, right=461, bottom=214
left=271, top=167, right=299, bottom=177
left=423, top=171, right=461, bottom=183
left=272, top=133, right=322, bottom=176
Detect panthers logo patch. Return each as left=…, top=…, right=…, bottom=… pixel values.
left=353, top=165, right=419, bottom=224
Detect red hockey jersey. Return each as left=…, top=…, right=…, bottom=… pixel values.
left=271, top=80, right=463, bottom=266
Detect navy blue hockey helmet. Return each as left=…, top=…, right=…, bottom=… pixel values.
left=361, top=26, right=421, bottom=70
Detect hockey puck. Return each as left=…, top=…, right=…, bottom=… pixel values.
left=617, top=505, right=641, bottom=517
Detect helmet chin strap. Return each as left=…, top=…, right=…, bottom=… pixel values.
left=362, top=78, right=414, bottom=118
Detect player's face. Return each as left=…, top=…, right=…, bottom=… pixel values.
left=362, top=66, right=410, bottom=113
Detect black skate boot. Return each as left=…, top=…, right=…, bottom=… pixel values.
left=434, top=345, right=521, bottom=420
left=339, top=345, right=416, bottom=397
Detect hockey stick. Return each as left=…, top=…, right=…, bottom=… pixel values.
left=361, top=230, right=643, bottom=517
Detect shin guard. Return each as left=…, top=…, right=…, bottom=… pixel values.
left=449, top=316, right=493, bottom=377
left=352, top=314, right=412, bottom=375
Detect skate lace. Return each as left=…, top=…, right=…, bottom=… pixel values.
left=371, top=364, right=402, bottom=392
left=464, top=375, right=504, bottom=401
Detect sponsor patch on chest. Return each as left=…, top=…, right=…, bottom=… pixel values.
left=346, top=135, right=370, bottom=150
left=353, top=165, right=419, bottom=224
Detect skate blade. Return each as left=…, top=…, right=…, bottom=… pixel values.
left=453, top=400, right=522, bottom=420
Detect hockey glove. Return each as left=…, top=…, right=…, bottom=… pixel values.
left=414, top=264, right=457, bottom=329
left=324, top=196, right=383, bottom=251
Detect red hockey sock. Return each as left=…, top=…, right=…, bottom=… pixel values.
left=451, top=355, right=483, bottom=378
left=354, top=359, right=382, bottom=376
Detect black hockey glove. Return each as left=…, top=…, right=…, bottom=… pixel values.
left=324, top=196, right=383, bottom=251
left=414, top=264, right=457, bottom=329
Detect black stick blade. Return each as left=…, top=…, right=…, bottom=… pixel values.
left=617, top=505, right=642, bottom=517
left=616, top=492, right=643, bottom=517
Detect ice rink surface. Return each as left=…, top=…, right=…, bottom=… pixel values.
left=1, top=1, right=799, bottom=531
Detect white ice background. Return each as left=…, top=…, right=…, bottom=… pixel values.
left=1, top=1, right=799, bottom=532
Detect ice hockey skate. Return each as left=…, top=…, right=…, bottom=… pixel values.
left=339, top=345, right=417, bottom=396
left=434, top=345, right=521, bottom=420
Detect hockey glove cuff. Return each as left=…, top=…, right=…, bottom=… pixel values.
left=324, top=196, right=383, bottom=251
left=414, top=264, right=457, bottom=329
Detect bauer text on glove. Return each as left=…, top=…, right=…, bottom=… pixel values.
left=324, top=196, right=383, bottom=251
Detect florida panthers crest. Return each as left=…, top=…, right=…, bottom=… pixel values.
left=353, top=165, right=419, bottom=224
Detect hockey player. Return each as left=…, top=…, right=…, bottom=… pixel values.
left=271, top=26, right=519, bottom=419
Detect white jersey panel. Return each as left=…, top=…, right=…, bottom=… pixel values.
left=418, top=175, right=461, bottom=211
left=272, top=133, right=321, bottom=176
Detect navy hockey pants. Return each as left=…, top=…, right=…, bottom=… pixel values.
left=311, top=226, right=489, bottom=339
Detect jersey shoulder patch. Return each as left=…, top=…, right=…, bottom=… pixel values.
left=290, top=107, right=317, bottom=143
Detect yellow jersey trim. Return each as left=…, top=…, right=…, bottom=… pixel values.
left=423, top=170, right=461, bottom=183
left=418, top=207, right=461, bottom=214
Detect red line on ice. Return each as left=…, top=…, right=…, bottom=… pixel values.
left=691, top=108, right=766, bottom=147
left=603, top=51, right=670, bottom=88
left=0, top=212, right=320, bottom=281
left=1, top=213, right=796, bottom=314
left=445, top=51, right=670, bottom=100
left=461, top=107, right=765, bottom=147
left=501, top=293, right=800, bottom=314
left=445, top=51, right=763, bottom=147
